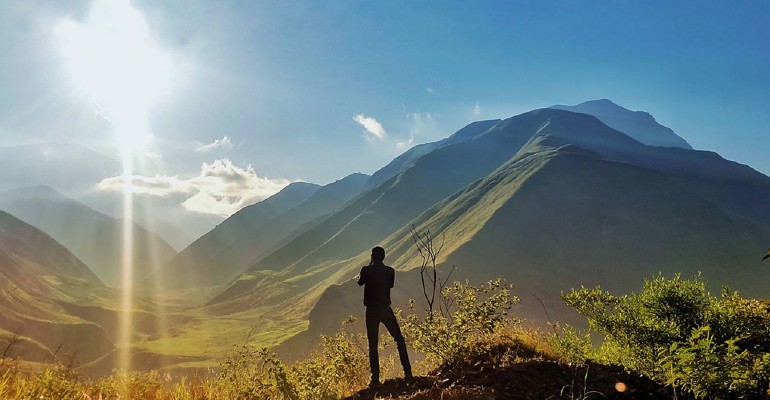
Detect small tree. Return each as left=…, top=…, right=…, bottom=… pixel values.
left=405, top=225, right=518, bottom=369
left=410, top=225, right=455, bottom=317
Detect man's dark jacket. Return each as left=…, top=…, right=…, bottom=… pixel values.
left=357, top=263, right=394, bottom=307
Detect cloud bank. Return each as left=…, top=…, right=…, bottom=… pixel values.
left=97, top=159, right=291, bottom=216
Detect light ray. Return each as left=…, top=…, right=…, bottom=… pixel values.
left=55, top=0, right=172, bottom=376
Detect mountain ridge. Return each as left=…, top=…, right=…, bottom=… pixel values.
left=550, top=99, right=693, bottom=149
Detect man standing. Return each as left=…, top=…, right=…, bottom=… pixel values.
left=357, top=246, right=412, bottom=387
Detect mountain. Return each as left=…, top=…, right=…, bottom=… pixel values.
left=0, top=210, right=101, bottom=284
left=365, top=120, right=501, bottom=188
left=550, top=99, right=693, bottom=149
left=0, top=210, right=116, bottom=364
left=78, top=189, right=225, bottom=250
left=0, top=142, right=221, bottom=250
left=152, top=181, right=323, bottom=290
left=0, top=186, right=178, bottom=287
left=202, top=105, right=770, bottom=359
left=245, top=115, right=562, bottom=278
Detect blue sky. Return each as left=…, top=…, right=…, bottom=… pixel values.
left=0, top=0, right=768, bottom=215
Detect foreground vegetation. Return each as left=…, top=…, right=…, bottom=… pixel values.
left=1, top=274, right=769, bottom=399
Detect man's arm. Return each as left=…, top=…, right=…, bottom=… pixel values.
left=389, top=268, right=395, bottom=288
left=357, top=267, right=366, bottom=286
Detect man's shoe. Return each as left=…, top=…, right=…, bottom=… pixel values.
left=368, top=379, right=381, bottom=389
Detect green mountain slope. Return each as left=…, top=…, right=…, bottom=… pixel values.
left=280, top=146, right=770, bottom=355
left=152, top=181, right=321, bottom=289
left=165, top=174, right=369, bottom=291
left=203, top=106, right=770, bottom=358
left=247, top=111, right=596, bottom=278
left=0, top=186, right=177, bottom=286
left=0, top=210, right=116, bottom=364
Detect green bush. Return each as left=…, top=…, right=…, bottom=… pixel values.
left=288, top=329, right=369, bottom=399
left=549, top=324, right=593, bottom=365
left=401, top=278, right=519, bottom=369
left=211, top=345, right=296, bottom=399
left=563, top=273, right=770, bottom=399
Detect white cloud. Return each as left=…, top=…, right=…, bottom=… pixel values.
left=473, top=101, right=481, bottom=117
left=195, top=136, right=234, bottom=152
left=96, top=159, right=291, bottom=216
left=426, top=87, right=434, bottom=93
left=353, top=114, right=388, bottom=141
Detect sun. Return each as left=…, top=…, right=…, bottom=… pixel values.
left=55, top=0, right=170, bottom=155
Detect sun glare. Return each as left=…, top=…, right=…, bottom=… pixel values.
left=55, top=0, right=170, bottom=154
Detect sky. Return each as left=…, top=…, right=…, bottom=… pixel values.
left=0, top=0, right=768, bottom=217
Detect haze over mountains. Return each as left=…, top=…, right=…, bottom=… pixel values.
left=1, top=99, right=769, bottom=375
left=0, top=143, right=224, bottom=250
left=0, top=186, right=177, bottom=286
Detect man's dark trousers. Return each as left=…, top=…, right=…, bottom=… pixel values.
left=366, top=305, right=411, bottom=381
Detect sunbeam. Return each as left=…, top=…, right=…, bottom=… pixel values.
left=55, top=0, right=172, bottom=376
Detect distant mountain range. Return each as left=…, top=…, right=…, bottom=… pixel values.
left=0, top=142, right=224, bottom=249
left=0, top=186, right=177, bottom=287
left=154, top=173, right=370, bottom=291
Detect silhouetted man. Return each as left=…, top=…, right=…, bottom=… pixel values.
left=358, top=246, right=412, bottom=387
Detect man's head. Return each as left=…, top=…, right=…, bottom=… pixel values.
left=371, top=246, right=385, bottom=262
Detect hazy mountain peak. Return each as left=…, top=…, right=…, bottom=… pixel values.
left=550, top=99, right=693, bottom=149
left=2, top=185, right=70, bottom=201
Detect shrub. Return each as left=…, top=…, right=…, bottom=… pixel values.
left=549, top=324, right=593, bottom=365
left=563, top=273, right=770, bottom=398
left=401, top=278, right=520, bottom=370
left=288, top=328, right=369, bottom=399
left=211, top=345, right=296, bottom=400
